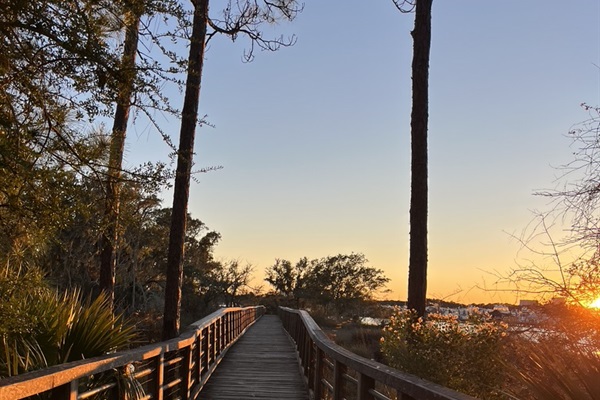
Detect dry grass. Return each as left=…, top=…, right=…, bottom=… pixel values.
left=334, top=322, right=382, bottom=360
left=507, top=336, right=600, bottom=400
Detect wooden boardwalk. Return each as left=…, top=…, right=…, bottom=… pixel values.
left=199, top=314, right=309, bottom=400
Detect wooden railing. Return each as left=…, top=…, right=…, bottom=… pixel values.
left=279, top=307, right=477, bottom=400
left=0, top=306, right=265, bottom=400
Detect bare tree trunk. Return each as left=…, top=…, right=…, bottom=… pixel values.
left=162, top=0, right=209, bottom=340
left=99, top=9, right=142, bottom=307
left=407, top=0, right=432, bottom=318
left=99, top=9, right=142, bottom=308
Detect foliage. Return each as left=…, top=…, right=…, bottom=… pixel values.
left=1, top=0, right=186, bottom=135
left=536, top=302, right=600, bottom=345
left=264, top=257, right=310, bottom=303
left=16, top=156, right=232, bottom=339
left=0, top=123, right=107, bottom=268
left=2, top=0, right=188, bottom=307
left=507, top=337, right=600, bottom=400
left=0, top=0, right=183, bottom=279
left=264, top=259, right=296, bottom=296
left=265, top=253, right=389, bottom=311
left=506, top=306, right=600, bottom=400
left=334, top=323, right=383, bottom=361
left=183, top=259, right=254, bottom=323
left=0, top=267, right=48, bottom=341
left=0, top=268, right=137, bottom=378
left=2, top=0, right=303, bottom=343
left=308, top=253, right=389, bottom=305
left=35, top=163, right=171, bottom=297
left=380, top=308, right=508, bottom=399
left=1, top=0, right=120, bottom=125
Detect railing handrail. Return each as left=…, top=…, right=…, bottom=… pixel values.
left=279, top=306, right=477, bottom=400
left=0, top=305, right=265, bottom=399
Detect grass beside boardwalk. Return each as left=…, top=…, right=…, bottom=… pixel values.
left=333, top=322, right=384, bottom=361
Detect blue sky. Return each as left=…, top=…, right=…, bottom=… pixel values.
left=126, top=1, right=600, bottom=304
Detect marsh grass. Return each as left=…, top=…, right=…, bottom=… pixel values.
left=507, top=334, right=600, bottom=399
left=334, top=322, right=383, bottom=360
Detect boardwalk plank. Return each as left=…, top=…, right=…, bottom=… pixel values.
left=199, top=315, right=309, bottom=400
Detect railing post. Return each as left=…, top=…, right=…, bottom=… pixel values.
left=221, top=315, right=225, bottom=348
left=229, top=312, right=234, bottom=342
left=358, top=373, right=375, bottom=400
left=307, top=341, right=315, bottom=391
left=333, top=359, right=345, bottom=400
left=297, top=325, right=305, bottom=363
left=181, top=346, right=192, bottom=399
left=303, top=330, right=311, bottom=380
left=51, top=379, right=78, bottom=400
left=313, top=347, right=323, bottom=400
left=227, top=313, right=231, bottom=346
left=210, top=323, right=216, bottom=366
left=222, top=315, right=226, bottom=349
left=222, top=313, right=227, bottom=346
left=202, top=327, right=209, bottom=377
left=194, top=334, right=202, bottom=386
left=153, top=354, right=164, bottom=400
left=215, top=318, right=222, bottom=356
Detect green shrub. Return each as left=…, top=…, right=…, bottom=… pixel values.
left=0, top=268, right=142, bottom=398
left=0, top=268, right=137, bottom=377
left=380, top=308, right=507, bottom=399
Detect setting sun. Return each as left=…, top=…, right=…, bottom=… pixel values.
left=588, top=298, right=600, bottom=309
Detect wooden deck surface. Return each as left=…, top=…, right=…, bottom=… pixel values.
left=199, top=314, right=309, bottom=400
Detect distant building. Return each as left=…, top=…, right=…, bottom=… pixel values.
left=519, top=300, right=539, bottom=307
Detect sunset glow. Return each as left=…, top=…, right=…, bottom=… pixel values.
left=588, top=298, right=600, bottom=309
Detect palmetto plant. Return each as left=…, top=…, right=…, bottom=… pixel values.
left=1, top=267, right=139, bottom=397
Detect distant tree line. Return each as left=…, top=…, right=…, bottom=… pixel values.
left=264, top=253, right=389, bottom=312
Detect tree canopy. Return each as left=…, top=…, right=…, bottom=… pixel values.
left=265, top=253, right=389, bottom=310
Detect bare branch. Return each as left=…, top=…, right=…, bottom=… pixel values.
left=392, top=0, right=416, bottom=13
left=207, top=0, right=303, bottom=62
left=535, top=104, right=600, bottom=248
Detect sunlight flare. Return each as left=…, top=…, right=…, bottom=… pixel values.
left=587, top=297, right=600, bottom=309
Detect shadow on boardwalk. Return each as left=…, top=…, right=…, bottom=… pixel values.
left=200, top=314, right=309, bottom=400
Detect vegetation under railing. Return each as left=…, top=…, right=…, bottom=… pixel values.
left=279, top=307, right=476, bottom=400
left=0, top=306, right=265, bottom=400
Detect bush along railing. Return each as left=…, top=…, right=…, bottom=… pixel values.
left=0, top=306, right=265, bottom=400
left=278, top=307, right=476, bottom=400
